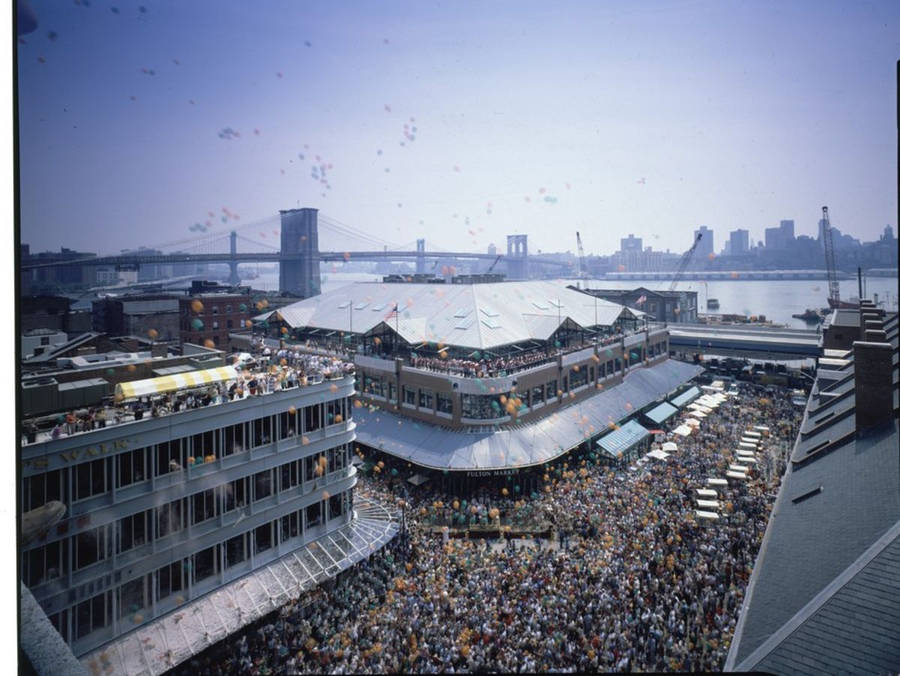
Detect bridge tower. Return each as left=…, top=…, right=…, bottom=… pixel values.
left=506, top=234, right=528, bottom=280
left=228, top=230, right=240, bottom=285
left=415, top=239, right=426, bottom=274
left=279, top=208, right=321, bottom=298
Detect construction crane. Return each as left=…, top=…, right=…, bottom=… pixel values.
left=576, top=231, right=586, bottom=278
left=668, top=232, right=703, bottom=292
left=820, top=206, right=847, bottom=309
left=487, top=255, right=501, bottom=273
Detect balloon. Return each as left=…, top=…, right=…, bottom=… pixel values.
left=190, top=299, right=204, bottom=313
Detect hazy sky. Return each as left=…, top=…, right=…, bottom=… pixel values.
left=15, top=0, right=900, bottom=257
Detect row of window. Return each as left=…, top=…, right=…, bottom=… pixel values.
left=357, top=356, right=644, bottom=420
left=23, top=400, right=352, bottom=511
left=45, top=492, right=350, bottom=644
left=24, top=466, right=352, bottom=588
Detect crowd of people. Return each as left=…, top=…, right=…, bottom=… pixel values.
left=22, top=347, right=355, bottom=446
left=176, top=379, right=801, bottom=674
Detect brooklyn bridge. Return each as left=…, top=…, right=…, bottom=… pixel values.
left=20, top=208, right=568, bottom=296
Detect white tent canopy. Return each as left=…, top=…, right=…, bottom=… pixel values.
left=673, top=425, right=694, bottom=436
left=646, top=449, right=670, bottom=461
left=115, top=366, right=239, bottom=402
left=661, top=441, right=678, bottom=452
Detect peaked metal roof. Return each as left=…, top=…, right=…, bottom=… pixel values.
left=256, top=281, right=641, bottom=350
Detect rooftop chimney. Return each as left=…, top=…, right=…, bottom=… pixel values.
left=853, top=340, right=894, bottom=434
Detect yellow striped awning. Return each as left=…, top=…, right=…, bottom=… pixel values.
left=114, top=365, right=239, bottom=402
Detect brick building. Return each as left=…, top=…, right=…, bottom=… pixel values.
left=179, top=291, right=252, bottom=348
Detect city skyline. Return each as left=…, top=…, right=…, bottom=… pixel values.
left=16, top=1, right=900, bottom=257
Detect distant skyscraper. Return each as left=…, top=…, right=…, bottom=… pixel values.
left=882, top=225, right=894, bottom=241
left=620, top=234, right=642, bottom=253
left=779, top=220, right=795, bottom=241
left=693, top=226, right=713, bottom=258
left=729, top=228, right=749, bottom=255
left=764, top=226, right=783, bottom=251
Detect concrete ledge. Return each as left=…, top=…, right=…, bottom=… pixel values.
left=20, top=582, right=87, bottom=675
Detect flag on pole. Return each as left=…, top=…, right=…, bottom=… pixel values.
left=385, top=303, right=398, bottom=321
left=636, top=295, right=647, bottom=305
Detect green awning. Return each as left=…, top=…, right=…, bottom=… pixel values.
left=670, top=385, right=701, bottom=408
left=645, top=401, right=678, bottom=424
left=597, top=420, right=651, bottom=458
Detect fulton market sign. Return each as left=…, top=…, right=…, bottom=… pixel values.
left=466, top=468, right=520, bottom=477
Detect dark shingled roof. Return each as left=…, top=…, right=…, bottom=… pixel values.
left=726, top=311, right=900, bottom=674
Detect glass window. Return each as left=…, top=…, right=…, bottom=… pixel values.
left=24, top=469, right=65, bottom=511
left=546, top=380, right=558, bottom=399
left=436, top=392, right=453, bottom=414
left=329, top=493, right=344, bottom=520
left=117, top=448, right=147, bottom=488
left=388, top=381, right=397, bottom=403
left=48, top=609, right=69, bottom=643
left=24, top=539, right=67, bottom=587
left=252, top=416, right=272, bottom=447
left=278, top=410, right=297, bottom=439
left=224, top=423, right=245, bottom=455
left=157, top=561, right=184, bottom=600
left=191, top=488, right=217, bottom=525
left=75, top=458, right=110, bottom=501
left=219, top=477, right=248, bottom=512
left=225, top=533, right=247, bottom=568
left=418, top=388, right=434, bottom=410
left=460, top=393, right=505, bottom=419
left=254, top=470, right=272, bottom=501
left=75, top=591, right=111, bottom=640
left=531, top=385, right=544, bottom=405
left=304, top=404, right=322, bottom=433
left=117, top=576, right=146, bottom=619
left=211, top=306, right=219, bottom=315
left=157, top=499, right=184, bottom=538
left=75, top=526, right=108, bottom=570
left=403, top=386, right=416, bottom=406
left=227, top=319, right=233, bottom=329
left=192, top=545, right=217, bottom=584
left=191, top=430, right=215, bottom=459
left=225, top=305, right=232, bottom=313
left=280, top=460, right=300, bottom=492
left=156, top=439, right=184, bottom=475
left=570, top=366, right=587, bottom=389
left=306, top=501, right=321, bottom=529
left=280, top=511, right=301, bottom=543
left=254, top=523, right=272, bottom=554
left=118, top=510, right=150, bottom=553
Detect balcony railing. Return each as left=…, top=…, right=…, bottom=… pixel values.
left=21, top=354, right=355, bottom=447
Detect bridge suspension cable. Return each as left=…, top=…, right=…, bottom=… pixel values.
left=318, top=214, right=408, bottom=250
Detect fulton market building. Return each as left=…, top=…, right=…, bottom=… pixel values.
left=250, top=280, right=703, bottom=493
